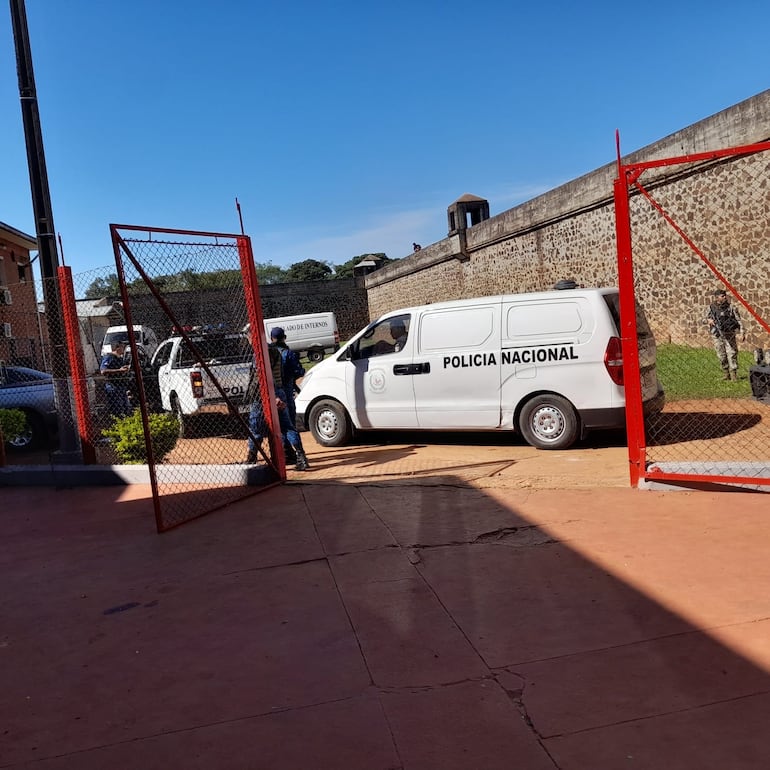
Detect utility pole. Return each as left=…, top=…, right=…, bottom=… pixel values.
left=9, top=0, right=79, bottom=458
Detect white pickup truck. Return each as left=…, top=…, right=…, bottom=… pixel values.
left=149, top=332, right=252, bottom=435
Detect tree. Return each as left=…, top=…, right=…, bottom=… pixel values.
left=285, top=259, right=333, bottom=282
left=255, top=262, right=288, bottom=285
left=84, top=273, right=121, bottom=299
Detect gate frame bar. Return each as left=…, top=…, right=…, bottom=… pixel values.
left=614, top=134, right=770, bottom=488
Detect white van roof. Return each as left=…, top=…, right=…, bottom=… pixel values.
left=372, top=286, right=619, bottom=321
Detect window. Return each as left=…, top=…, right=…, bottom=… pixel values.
left=506, top=303, right=582, bottom=337
left=603, top=293, right=652, bottom=337
left=152, top=341, right=173, bottom=369
left=177, top=336, right=251, bottom=368
left=18, top=264, right=26, bottom=283
left=1, top=367, right=50, bottom=387
left=357, top=314, right=411, bottom=358
left=420, top=307, right=494, bottom=351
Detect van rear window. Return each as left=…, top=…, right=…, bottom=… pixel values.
left=603, top=293, right=652, bottom=336
left=506, top=303, right=582, bottom=337
left=104, top=330, right=141, bottom=346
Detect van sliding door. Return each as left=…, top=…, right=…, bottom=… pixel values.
left=413, top=303, right=502, bottom=428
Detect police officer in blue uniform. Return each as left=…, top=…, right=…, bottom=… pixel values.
left=100, top=340, right=132, bottom=418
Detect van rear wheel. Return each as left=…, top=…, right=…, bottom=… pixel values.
left=309, top=399, right=352, bottom=447
left=519, top=395, right=579, bottom=450
left=307, top=348, right=324, bottom=364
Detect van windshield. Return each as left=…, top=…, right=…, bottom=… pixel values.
left=104, top=330, right=141, bottom=346
left=603, top=294, right=652, bottom=336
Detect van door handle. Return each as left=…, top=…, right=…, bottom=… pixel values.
left=393, top=363, right=431, bottom=375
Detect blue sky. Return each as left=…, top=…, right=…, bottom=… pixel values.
left=1, top=0, right=769, bottom=280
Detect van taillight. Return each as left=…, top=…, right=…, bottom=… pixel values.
left=334, top=330, right=340, bottom=343
left=604, top=337, right=624, bottom=385
left=190, top=370, right=204, bottom=398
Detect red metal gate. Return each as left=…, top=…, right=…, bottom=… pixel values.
left=107, top=224, right=285, bottom=532
left=615, top=136, right=770, bottom=489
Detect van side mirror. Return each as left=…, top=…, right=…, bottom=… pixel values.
left=347, top=344, right=359, bottom=362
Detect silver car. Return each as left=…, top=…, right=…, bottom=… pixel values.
left=0, top=365, right=57, bottom=450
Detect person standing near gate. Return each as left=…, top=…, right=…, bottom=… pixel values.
left=706, top=288, right=745, bottom=380
left=270, top=327, right=306, bottom=465
left=269, top=327, right=305, bottom=425
left=100, top=340, right=132, bottom=418
left=243, top=324, right=310, bottom=471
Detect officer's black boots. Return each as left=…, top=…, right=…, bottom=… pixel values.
left=294, top=450, right=310, bottom=471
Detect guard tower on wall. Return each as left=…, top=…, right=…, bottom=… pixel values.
left=447, top=193, right=490, bottom=236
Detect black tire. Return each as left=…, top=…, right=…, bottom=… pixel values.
left=5, top=409, right=46, bottom=451
left=308, top=399, right=352, bottom=447
left=171, top=396, right=188, bottom=439
left=307, top=348, right=324, bottom=364
left=518, top=394, right=579, bottom=450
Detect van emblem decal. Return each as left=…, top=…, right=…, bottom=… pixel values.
left=368, top=369, right=386, bottom=392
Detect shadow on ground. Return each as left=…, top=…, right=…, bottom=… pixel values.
left=2, top=477, right=770, bottom=768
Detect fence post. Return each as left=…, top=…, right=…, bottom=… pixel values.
left=57, top=266, right=96, bottom=463
left=614, top=174, right=645, bottom=487
left=239, top=236, right=286, bottom=479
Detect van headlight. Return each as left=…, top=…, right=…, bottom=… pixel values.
left=299, top=370, right=313, bottom=389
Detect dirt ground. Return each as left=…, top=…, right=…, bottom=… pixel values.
left=6, top=398, right=770, bottom=490
left=128, top=395, right=770, bottom=487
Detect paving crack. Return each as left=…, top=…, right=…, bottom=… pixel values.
left=494, top=670, right=562, bottom=769
left=407, top=526, right=558, bottom=551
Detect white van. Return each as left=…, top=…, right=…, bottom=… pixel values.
left=101, top=325, right=159, bottom=358
left=262, top=312, right=339, bottom=363
left=294, top=287, right=664, bottom=450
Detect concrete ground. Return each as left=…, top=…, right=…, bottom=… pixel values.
left=2, top=434, right=770, bottom=768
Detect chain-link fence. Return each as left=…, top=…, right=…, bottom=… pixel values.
left=0, top=261, right=87, bottom=465
left=102, top=225, right=285, bottom=531
left=616, top=141, right=770, bottom=488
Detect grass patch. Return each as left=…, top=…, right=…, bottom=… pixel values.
left=656, top=344, right=755, bottom=401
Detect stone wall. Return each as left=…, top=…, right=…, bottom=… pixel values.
left=364, top=90, right=770, bottom=348
left=125, top=278, right=369, bottom=344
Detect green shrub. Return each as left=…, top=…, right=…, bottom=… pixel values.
left=102, top=410, right=179, bottom=464
left=0, top=408, right=27, bottom=443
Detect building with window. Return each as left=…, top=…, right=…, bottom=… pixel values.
left=0, top=220, right=43, bottom=370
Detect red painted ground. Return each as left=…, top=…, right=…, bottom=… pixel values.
left=2, top=445, right=770, bottom=768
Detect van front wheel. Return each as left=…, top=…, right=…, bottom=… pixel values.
left=309, top=399, right=352, bottom=447
left=519, top=395, right=579, bottom=450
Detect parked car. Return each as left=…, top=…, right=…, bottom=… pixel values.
left=0, top=365, right=57, bottom=450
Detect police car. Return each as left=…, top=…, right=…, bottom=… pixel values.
left=294, top=286, right=664, bottom=450
left=150, top=331, right=252, bottom=436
